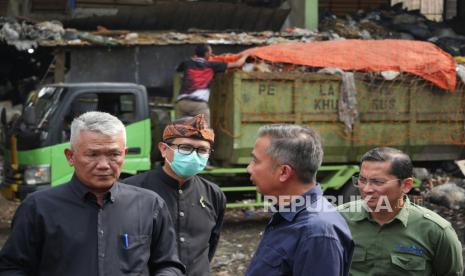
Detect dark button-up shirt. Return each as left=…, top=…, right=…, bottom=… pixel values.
left=0, top=175, right=185, bottom=276
left=123, top=167, right=226, bottom=276
left=246, top=185, right=354, bottom=276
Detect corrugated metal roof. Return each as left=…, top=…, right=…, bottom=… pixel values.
left=62, top=2, right=289, bottom=32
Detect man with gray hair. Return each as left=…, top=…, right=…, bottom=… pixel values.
left=245, top=124, right=354, bottom=276
left=0, top=111, right=185, bottom=276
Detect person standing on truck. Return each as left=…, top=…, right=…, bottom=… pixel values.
left=123, top=114, right=226, bottom=276
left=338, top=147, right=463, bottom=275
left=245, top=124, right=354, bottom=276
left=175, top=44, right=248, bottom=125
left=0, top=111, right=185, bottom=276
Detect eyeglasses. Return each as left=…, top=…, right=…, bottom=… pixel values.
left=166, top=143, right=213, bottom=158
left=352, top=175, right=402, bottom=187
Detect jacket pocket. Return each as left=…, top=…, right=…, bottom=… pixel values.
left=260, top=245, right=284, bottom=268
left=351, top=245, right=366, bottom=262
left=391, top=253, right=426, bottom=272
left=119, top=234, right=150, bottom=273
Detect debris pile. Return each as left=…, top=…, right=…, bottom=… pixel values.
left=1, top=2, right=464, bottom=57
left=319, top=3, right=465, bottom=56
left=0, top=16, right=324, bottom=50
left=416, top=168, right=465, bottom=210
left=0, top=17, right=64, bottom=51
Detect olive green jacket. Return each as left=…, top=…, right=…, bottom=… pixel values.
left=338, top=199, right=463, bottom=276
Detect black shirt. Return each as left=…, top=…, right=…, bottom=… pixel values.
left=0, top=175, right=185, bottom=276
left=123, top=168, right=226, bottom=276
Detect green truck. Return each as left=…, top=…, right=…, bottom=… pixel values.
left=1, top=72, right=464, bottom=207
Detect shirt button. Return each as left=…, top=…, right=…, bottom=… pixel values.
left=179, top=237, right=185, bottom=243
left=99, top=230, right=104, bottom=235
left=100, top=253, right=105, bottom=258
left=178, top=189, right=183, bottom=194
left=179, top=211, right=185, bottom=217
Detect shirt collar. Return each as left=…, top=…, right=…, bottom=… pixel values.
left=350, top=197, right=411, bottom=227
left=394, top=197, right=410, bottom=227
left=192, top=57, right=207, bottom=63
left=69, top=174, right=117, bottom=203
left=347, top=202, right=368, bottom=222
left=277, top=184, right=323, bottom=222
left=156, top=167, right=192, bottom=190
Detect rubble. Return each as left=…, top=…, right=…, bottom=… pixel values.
left=413, top=167, right=431, bottom=181
left=380, top=70, right=400, bottom=81
left=0, top=18, right=64, bottom=51
left=0, top=16, right=325, bottom=50
left=457, top=65, right=465, bottom=85
left=0, top=101, right=22, bottom=123
left=426, top=182, right=465, bottom=210
left=1, top=2, right=464, bottom=58
left=417, top=167, right=465, bottom=211
left=319, top=4, right=465, bottom=57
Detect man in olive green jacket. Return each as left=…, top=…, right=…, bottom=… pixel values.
left=338, top=147, right=463, bottom=276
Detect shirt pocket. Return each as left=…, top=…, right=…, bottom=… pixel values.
left=119, top=234, right=150, bottom=273
left=260, top=245, right=284, bottom=268
left=352, top=245, right=367, bottom=262
left=390, top=252, right=426, bottom=273
left=192, top=196, right=216, bottom=222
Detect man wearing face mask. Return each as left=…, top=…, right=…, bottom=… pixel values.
left=123, top=114, right=226, bottom=276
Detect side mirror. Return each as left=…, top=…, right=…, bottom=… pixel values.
left=0, top=108, right=6, bottom=126
left=23, top=105, right=36, bottom=126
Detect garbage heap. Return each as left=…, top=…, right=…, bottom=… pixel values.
left=0, top=2, right=464, bottom=56
left=319, top=3, right=465, bottom=57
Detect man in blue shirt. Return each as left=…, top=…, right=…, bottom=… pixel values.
left=245, top=124, right=354, bottom=276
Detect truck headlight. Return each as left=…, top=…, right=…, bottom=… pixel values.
left=24, top=165, right=50, bottom=185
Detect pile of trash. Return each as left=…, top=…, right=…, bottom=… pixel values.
left=414, top=167, right=465, bottom=210
left=0, top=16, right=324, bottom=50
left=1, top=2, right=465, bottom=58
left=319, top=3, right=465, bottom=57
left=0, top=17, right=64, bottom=51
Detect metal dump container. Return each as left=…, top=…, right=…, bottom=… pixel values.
left=209, top=71, right=465, bottom=166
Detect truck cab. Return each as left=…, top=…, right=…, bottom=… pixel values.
left=0, top=83, right=152, bottom=200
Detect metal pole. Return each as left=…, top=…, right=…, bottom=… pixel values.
left=304, top=0, right=318, bottom=31
left=443, top=0, right=447, bottom=21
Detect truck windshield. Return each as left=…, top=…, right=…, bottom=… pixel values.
left=26, top=86, right=63, bottom=129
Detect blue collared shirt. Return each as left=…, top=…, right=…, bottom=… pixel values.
left=246, top=185, right=354, bottom=276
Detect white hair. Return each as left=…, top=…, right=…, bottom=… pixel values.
left=70, top=111, right=126, bottom=148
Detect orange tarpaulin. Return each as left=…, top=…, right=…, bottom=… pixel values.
left=213, top=40, right=457, bottom=91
